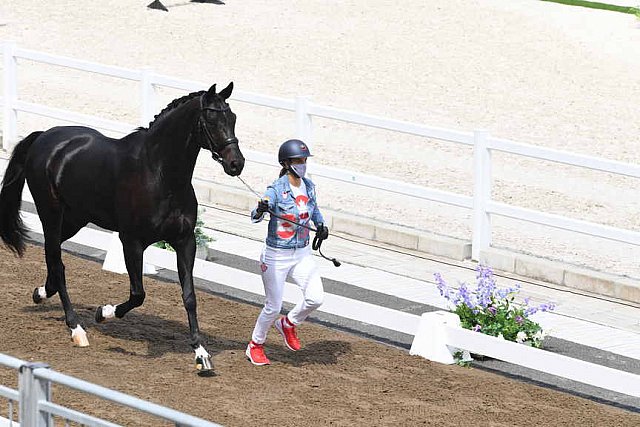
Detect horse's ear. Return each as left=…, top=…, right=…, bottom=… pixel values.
left=218, top=82, right=234, bottom=100
left=203, top=84, right=218, bottom=104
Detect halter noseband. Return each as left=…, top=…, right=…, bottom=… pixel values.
left=198, top=95, right=239, bottom=164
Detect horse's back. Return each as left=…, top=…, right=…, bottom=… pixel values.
left=24, top=126, right=135, bottom=230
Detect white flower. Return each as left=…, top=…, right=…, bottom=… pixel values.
left=516, top=331, right=528, bottom=343
left=497, top=333, right=505, bottom=340
left=533, top=330, right=547, bottom=342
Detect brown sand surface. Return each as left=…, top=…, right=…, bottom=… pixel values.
left=0, top=245, right=638, bottom=426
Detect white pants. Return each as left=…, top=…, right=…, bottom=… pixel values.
left=251, top=245, right=324, bottom=344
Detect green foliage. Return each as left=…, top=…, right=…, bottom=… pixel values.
left=153, top=240, right=175, bottom=252
left=153, top=207, right=214, bottom=252
left=541, top=0, right=640, bottom=14
left=194, top=213, right=214, bottom=248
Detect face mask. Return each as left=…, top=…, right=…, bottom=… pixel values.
left=290, top=163, right=307, bottom=178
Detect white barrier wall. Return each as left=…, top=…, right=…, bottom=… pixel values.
left=410, top=311, right=640, bottom=398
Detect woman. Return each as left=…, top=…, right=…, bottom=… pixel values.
left=246, top=139, right=329, bottom=366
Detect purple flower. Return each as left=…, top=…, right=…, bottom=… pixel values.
left=458, top=283, right=476, bottom=309
left=524, top=301, right=556, bottom=317
left=538, top=303, right=556, bottom=312
left=434, top=273, right=447, bottom=297
left=472, top=324, right=482, bottom=332
left=515, top=315, right=524, bottom=325
left=475, top=264, right=496, bottom=308
left=487, top=306, right=497, bottom=315
left=495, top=284, right=520, bottom=300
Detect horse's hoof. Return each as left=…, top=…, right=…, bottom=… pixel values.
left=71, top=326, right=90, bottom=347
left=195, top=355, right=213, bottom=373
left=95, top=306, right=105, bottom=323
left=32, top=287, right=45, bottom=304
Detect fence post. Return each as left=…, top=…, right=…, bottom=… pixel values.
left=19, top=362, right=51, bottom=427
left=2, top=41, right=18, bottom=152
left=140, top=68, right=156, bottom=128
left=295, top=96, right=312, bottom=178
left=295, top=95, right=312, bottom=145
left=472, top=130, right=491, bottom=261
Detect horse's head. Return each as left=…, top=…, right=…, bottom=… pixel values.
left=198, top=82, right=245, bottom=176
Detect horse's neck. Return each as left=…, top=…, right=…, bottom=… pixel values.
left=145, top=106, right=200, bottom=187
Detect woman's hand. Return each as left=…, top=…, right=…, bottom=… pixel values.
left=315, top=223, right=329, bottom=241
left=256, top=199, right=270, bottom=214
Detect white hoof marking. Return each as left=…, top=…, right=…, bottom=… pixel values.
left=37, top=286, right=47, bottom=300
left=101, top=304, right=116, bottom=319
left=195, top=345, right=210, bottom=359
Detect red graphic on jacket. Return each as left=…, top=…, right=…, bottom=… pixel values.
left=276, top=195, right=310, bottom=240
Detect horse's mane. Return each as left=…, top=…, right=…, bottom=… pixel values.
left=139, top=90, right=206, bottom=131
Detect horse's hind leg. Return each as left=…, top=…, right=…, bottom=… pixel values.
left=95, top=235, right=145, bottom=322
left=33, top=219, right=85, bottom=304
left=40, top=214, right=89, bottom=346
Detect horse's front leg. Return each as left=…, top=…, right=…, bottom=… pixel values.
left=175, top=233, right=212, bottom=373
left=95, top=235, right=145, bottom=322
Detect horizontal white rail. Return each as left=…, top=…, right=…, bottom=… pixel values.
left=488, top=137, right=640, bottom=178
left=309, top=162, right=473, bottom=208
left=39, top=401, right=120, bottom=427
left=0, top=386, right=19, bottom=402
left=35, top=369, right=220, bottom=427
left=489, top=201, right=640, bottom=246
left=0, top=353, right=24, bottom=370
left=14, top=100, right=135, bottom=134
left=148, top=73, right=297, bottom=111
left=446, top=325, right=640, bottom=398
left=309, top=103, right=475, bottom=144
left=14, top=47, right=143, bottom=81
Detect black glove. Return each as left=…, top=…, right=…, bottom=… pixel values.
left=315, top=223, right=329, bottom=241
left=256, top=199, right=270, bottom=214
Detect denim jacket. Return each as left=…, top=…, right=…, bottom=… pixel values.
left=251, top=175, right=325, bottom=249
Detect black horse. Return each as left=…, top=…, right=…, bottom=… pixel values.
left=0, top=82, right=244, bottom=372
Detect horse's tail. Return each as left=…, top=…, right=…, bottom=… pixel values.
left=0, top=131, right=42, bottom=257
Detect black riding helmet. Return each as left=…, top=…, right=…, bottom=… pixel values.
left=278, top=139, right=312, bottom=166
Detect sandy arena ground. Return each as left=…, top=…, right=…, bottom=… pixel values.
left=0, top=245, right=638, bottom=426
left=0, top=1, right=639, bottom=279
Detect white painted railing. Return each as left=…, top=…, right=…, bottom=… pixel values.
left=0, top=353, right=221, bottom=427
left=11, top=208, right=640, bottom=401
left=2, top=42, right=640, bottom=260
left=410, top=311, right=640, bottom=398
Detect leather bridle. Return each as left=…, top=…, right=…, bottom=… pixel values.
left=198, top=95, right=239, bottom=164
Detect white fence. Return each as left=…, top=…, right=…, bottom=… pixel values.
left=409, top=311, right=640, bottom=398
left=0, top=353, right=221, bottom=427
left=2, top=41, right=640, bottom=260
left=10, top=202, right=640, bottom=403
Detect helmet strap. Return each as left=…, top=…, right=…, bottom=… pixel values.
left=281, top=160, right=301, bottom=179
left=288, top=164, right=301, bottom=179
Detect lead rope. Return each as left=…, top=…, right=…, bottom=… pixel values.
left=235, top=175, right=341, bottom=267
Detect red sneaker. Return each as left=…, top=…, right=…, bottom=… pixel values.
left=274, top=316, right=301, bottom=351
left=246, top=341, right=270, bottom=366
